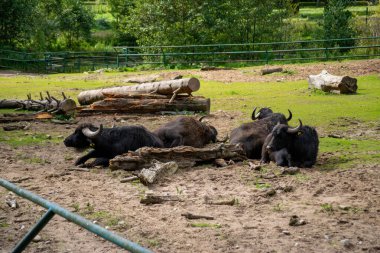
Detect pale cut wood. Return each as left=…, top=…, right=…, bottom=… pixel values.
left=77, top=78, right=201, bottom=105
left=78, top=96, right=210, bottom=115
left=109, top=143, right=246, bottom=171
left=261, top=67, right=283, bottom=75
left=308, top=70, right=358, bottom=94
left=138, top=161, right=178, bottom=185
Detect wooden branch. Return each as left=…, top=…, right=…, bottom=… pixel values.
left=77, top=78, right=201, bottom=105
left=109, top=143, right=246, bottom=171
left=261, top=67, right=283, bottom=75
left=308, top=70, right=358, bottom=94
left=181, top=212, right=214, bottom=220
left=78, top=96, right=210, bottom=115
left=120, top=176, right=139, bottom=183
left=205, top=198, right=236, bottom=206
left=140, top=192, right=184, bottom=205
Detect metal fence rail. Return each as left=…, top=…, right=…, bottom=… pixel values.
left=0, top=36, right=379, bottom=73
left=0, top=178, right=153, bottom=253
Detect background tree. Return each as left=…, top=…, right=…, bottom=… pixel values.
left=0, top=0, right=37, bottom=48
left=57, top=0, right=94, bottom=49
left=323, top=0, right=356, bottom=48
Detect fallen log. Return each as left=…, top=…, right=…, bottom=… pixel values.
left=109, top=143, right=246, bottom=171
left=0, top=92, right=76, bottom=114
left=77, top=78, right=201, bottom=105
left=261, top=67, right=283, bottom=75
left=78, top=96, right=210, bottom=115
left=308, top=70, right=358, bottom=94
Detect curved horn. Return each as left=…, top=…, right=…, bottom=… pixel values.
left=287, top=119, right=302, bottom=134
left=82, top=124, right=103, bottom=138
left=287, top=109, right=293, bottom=121
left=199, top=116, right=207, bottom=122
left=251, top=107, right=260, bottom=120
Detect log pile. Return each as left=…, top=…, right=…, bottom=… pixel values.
left=77, top=78, right=210, bottom=115
left=308, top=70, right=358, bottom=94
left=0, top=92, right=76, bottom=115
left=109, top=143, right=246, bottom=171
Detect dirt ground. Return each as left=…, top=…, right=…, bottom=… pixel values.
left=1, top=60, right=380, bottom=253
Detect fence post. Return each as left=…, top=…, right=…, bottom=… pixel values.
left=324, top=47, right=329, bottom=61
left=162, top=49, right=167, bottom=66
left=265, top=50, right=269, bottom=64
left=12, top=209, right=55, bottom=253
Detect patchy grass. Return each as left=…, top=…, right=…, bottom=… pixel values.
left=0, top=130, right=61, bottom=147
left=320, top=203, right=334, bottom=213
left=318, top=137, right=380, bottom=170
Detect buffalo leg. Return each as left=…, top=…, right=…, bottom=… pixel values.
left=75, top=150, right=99, bottom=166
left=169, top=136, right=184, bottom=147
left=272, top=149, right=290, bottom=167
left=90, top=157, right=110, bottom=167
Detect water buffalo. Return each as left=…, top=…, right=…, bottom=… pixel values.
left=251, top=107, right=292, bottom=123
left=64, top=123, right=163, bottom=167
left=261, top=120, right=319, bottom=168
left=230, top=114, right=289, bottom=159
left=154, top=116, right=218, bottom=148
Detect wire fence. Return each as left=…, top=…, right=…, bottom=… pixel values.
left=1, top=37, right=379, bottom=73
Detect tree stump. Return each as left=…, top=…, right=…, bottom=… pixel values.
left=308, top=70, right=358, bottom=94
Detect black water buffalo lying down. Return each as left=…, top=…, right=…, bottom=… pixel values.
left=261, top=120, right=319, bottom=168
left=251, top=107, right=293, bottom=123
left=64, top=124, right=163, bottom=167
left=230, top=114, right=290, bottom=159
left=154, top=116, right=217, bottom=148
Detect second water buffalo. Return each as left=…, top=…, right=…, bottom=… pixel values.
left=154, top=116, right=218, bottom=148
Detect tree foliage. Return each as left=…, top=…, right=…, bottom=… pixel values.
left=323, top=0, right=356, bottom=48
left=120, top=0, right=296, bottom=47
left=0, top=0, right=37, bottom=48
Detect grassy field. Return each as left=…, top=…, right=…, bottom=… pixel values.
left=0, top=71, right=379, bottom=169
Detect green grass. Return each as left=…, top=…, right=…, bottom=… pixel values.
left=198, top=75, right=380, bottom=127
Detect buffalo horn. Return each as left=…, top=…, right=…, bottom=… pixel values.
left=199, top=116, right=207, bottom=122
left=287, top=109, right=293, bottom=121
left=82, top=124, right=103, bottom=138
left=251, top=107, right=261, bottom=120
left=287, top=120, right=302, bottom=134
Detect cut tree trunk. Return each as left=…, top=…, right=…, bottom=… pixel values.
left=109, top=143, right=246, bottom=171
left=77, top=78, right=201, bottom=105
left=261, top=67, right=283, bottom=75
left=78, top=96, right=210, bottom=115
left=308, top=70, right=358, bottom=94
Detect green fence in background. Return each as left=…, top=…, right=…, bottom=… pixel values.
left=1, top=37, right=379, bottom=73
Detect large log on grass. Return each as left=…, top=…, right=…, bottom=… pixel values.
left=77, top=78, right=200, bottom=105
left=109, top=143, right=246, bottom=171
left=308, top=70, right=357, bottom=94
left=78, top=96, right=210, bottom=114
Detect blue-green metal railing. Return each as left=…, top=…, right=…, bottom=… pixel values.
left=0, top=36, right=379, bottom=73
left=0, top=178, right=153, bottom=253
